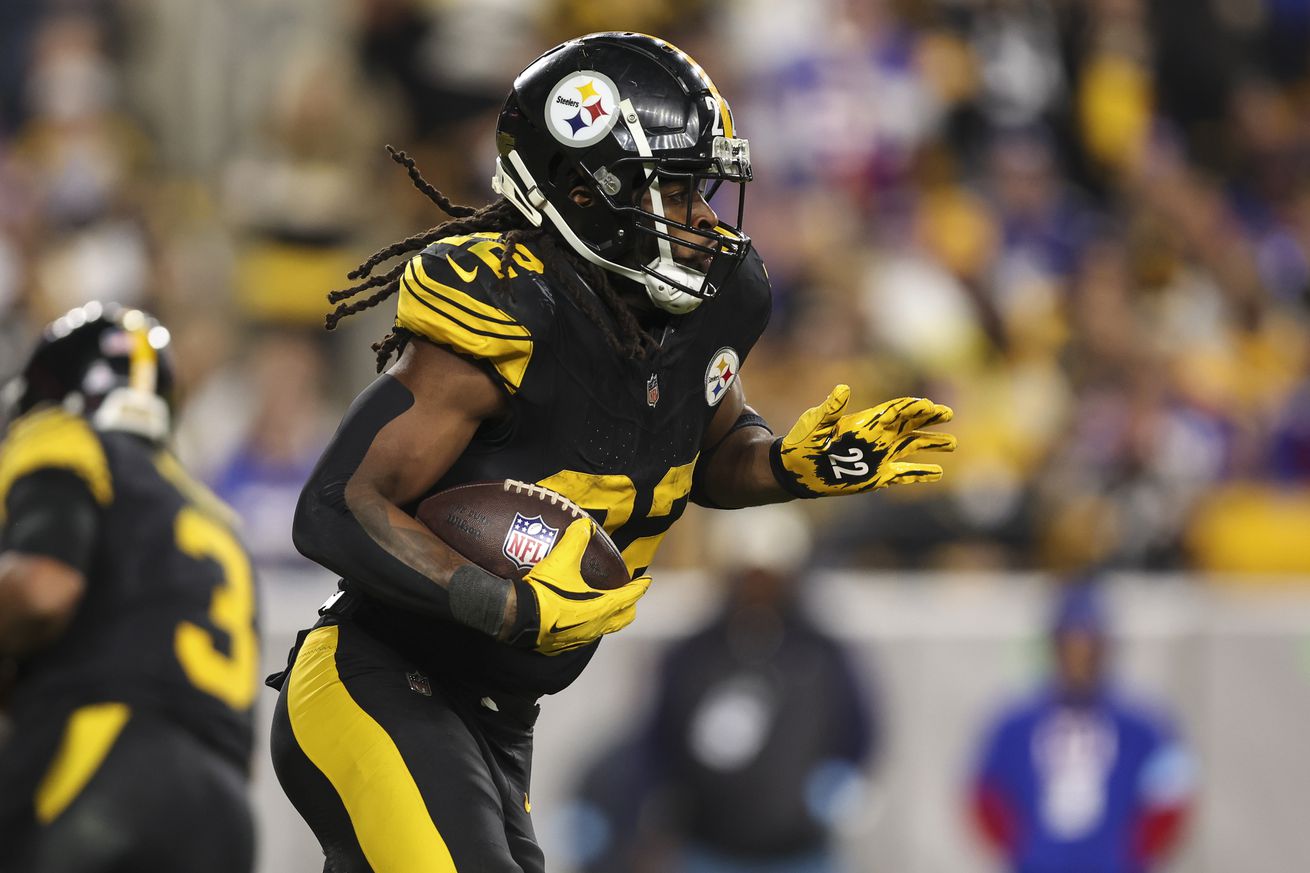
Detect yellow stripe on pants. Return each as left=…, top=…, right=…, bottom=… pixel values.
left=35, top=702, right=130, bottom=824
left=287, top=625, right=458, bottom=873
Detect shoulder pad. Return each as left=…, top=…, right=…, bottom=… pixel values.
left=732, top=246, right=771, bottom=307
left=394, top=233, right=549, bottom=393
left=0, top=407, right=113, bottom=519
left=711, top=245, right=772, bottom=346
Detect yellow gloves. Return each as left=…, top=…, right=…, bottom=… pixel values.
left=770, top=385, right=956, bottom=498
left=518, top=518, right=650, bottom=655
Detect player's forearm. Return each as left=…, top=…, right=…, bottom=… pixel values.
left=0, top=553, right=84, bottom=656
left=0, top=471, right=96, bottom=656
left=346, top=484, right=468, bottom=589
left=295, top=481, right=530, bottom=641
left=294, top=474, right=495, bottom=621
left=292, top=375, right=515, bottom=633
left=695, top=426, right=791, bottom=508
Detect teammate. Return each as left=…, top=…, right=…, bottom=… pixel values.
left=0, top=303, right=258, bottom=873
left=269, top=32, right=956, bottom=872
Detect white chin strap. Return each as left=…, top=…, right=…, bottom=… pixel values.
left=492, top=98, right=707, bottom=315
left=643, top=260, right=709, bottom=314
left=92, top=387, right=170, bottom=442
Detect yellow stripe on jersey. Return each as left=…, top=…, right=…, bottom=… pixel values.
left=618, top=458, right=696, bottom=575
left=410, top=255, right=527, bottom=326
left=437, top=233, right=545, bottom=278
left=35, top=702, right=130, bottom=824
left=152, top=450, right=242, bottom=530
left=535, top=460, right=696, bottom=577
left=287, top=625, right=458, bottom=873
left=395, top=257, right=534, bottom=392
left=0, top=408, right=113, bottom=521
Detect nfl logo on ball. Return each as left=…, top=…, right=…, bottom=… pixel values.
left=503, top=513, right=560, bottom=570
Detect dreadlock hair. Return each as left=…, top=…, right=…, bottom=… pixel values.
left=326, top=145, right=655, bottom=372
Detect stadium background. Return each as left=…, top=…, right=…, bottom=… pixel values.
left=1, top=0, right=1308, bottom=870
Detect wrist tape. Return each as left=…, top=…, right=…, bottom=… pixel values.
left=449, top=564, right=511, bottom=637
left=769, top=437, right=820, bottom=499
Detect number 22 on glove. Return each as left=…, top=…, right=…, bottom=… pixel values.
left=770, top=385, right=957, bottom=498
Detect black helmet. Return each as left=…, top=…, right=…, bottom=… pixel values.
left=3, top=301, right=174, bottom=441
left=492, top=32, right=752, bottom=314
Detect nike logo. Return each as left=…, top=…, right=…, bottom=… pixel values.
left=446, top=255, right=479, bottom=283
left=550, top=619, right=588, bottom=633
left=535, top=580, right=602, bottom=601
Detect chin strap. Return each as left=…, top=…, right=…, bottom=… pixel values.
left=492, top=154, right=546, bottom=227
left=492, top=101, right=708, bottom=314
left=618, top=98, right=705, bottom=314
left=92, top=388, right=170, bottom=442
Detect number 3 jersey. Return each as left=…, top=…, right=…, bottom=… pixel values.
left=351, top=232, right=772, bottom=698
left=0, top=409, right=258, bottom=768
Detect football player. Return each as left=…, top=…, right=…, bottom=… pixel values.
left=0, top=303, right=257, bottom=873
left=269, top=32, right=955, bottom=873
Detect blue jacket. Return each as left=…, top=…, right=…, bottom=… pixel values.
left=970, top=685, right=1194, bottom=873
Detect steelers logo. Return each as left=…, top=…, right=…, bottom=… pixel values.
left=546, top=71, right=621, bottom=147
left=704, top=347, right=740, bottom=406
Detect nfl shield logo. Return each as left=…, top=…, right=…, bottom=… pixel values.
left=503, top=513, right=560, bottom=570
left=647, top=373, right=660, bottom=408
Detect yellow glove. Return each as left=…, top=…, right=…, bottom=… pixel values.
left=770, top=385, right=956, bottom=498
left=514, top=517, right=651, bottom=655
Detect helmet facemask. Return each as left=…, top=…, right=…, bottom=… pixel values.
left=601, top=134, right=752, bottom=314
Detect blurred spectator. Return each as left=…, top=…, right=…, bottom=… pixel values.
left=968, top=581, right=1195, bottom=873
left=0, top=0, right=46, bottom=138
left=568, top=505, right=879, bottom=873
left=15, top=13, right=153, bottom=321
left=353, top=0, right=540, bottom=208
left=357, top=0, right=536, bottom=139
left=188, top=328, right=335, bottom=572
left=223, top=38, right=379, bottom=328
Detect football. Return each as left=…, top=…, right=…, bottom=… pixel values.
left=415, top=480, right=630, bottom=590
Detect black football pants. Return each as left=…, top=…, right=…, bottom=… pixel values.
left=0, top=701, right=253, bottom=873
left=269, top=620, right=544, bottom=873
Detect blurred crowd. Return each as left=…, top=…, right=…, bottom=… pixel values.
left=2, top=0, right=1309, bottom=575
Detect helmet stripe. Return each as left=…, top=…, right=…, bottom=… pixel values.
left=124, top=315, right=158, bottom=396
left=718, top=97, right=735, bottom=138
left=632, top=32, right=734, bottom=136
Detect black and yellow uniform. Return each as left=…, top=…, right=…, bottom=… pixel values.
left=0, top=408, right=258, bottom=873
left=271, top=232, right=771, bottom=871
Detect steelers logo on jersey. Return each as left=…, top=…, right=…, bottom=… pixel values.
left=704, top=347, right=739, bottom=406
left=546, top=72, right=621, bottom=147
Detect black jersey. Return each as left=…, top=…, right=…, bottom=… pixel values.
left=0, top=409, right=258, bottom=767
left=348, top=232, right=771, bottom=697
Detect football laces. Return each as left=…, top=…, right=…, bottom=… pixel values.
left=502, top=479, right=587, bottom=520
